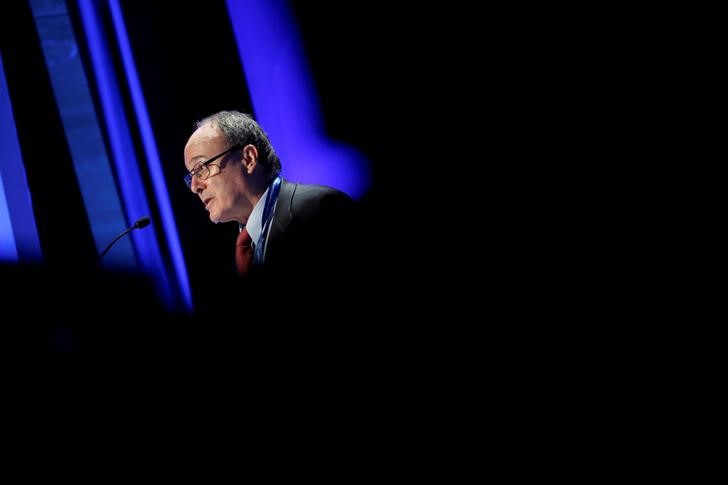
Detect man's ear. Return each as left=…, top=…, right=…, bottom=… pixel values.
left=241, top=144, right=258, bottom=174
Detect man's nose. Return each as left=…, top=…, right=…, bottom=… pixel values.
left=190, top=175, right=204, bottom=193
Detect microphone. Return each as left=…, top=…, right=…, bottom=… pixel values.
left=134, top=216, right=151, bottom=229
left=98, top=216, right=151, bottom=262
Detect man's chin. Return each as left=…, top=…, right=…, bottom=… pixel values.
left=209, top=212, right=232, bottom=224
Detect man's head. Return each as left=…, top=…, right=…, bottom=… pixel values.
left=184, top=111, right=281, bottom=224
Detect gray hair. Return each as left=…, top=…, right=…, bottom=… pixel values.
left=194, top=111, right=281, bottom=179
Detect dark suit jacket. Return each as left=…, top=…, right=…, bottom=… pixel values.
left=250, top=179, right=363, bottom=292
left=208, top=179, right=379, bottom=351
left=188, top=180, right=371, bottom=350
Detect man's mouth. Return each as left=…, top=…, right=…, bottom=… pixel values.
left=203, top=197, right=213, bottom=207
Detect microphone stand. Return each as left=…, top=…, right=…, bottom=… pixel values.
left=97, top=216, right=151, bottom=262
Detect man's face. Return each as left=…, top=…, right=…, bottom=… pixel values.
left=184, top=124, right=247, bottom=224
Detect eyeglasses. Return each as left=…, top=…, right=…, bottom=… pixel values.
left=184, top=144, right=242, bottom=189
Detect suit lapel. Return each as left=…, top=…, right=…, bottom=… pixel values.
left=264, top=179, right=296, bottom=263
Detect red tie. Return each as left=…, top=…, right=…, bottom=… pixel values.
left=235, top=227, right=253, bottom=276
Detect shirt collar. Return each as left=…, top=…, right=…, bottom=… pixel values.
left=241, top=184, right=270, bottom=244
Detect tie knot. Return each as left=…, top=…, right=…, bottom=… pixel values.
left=237, top=227, right=252, bottom=248
left=235, top=227, right=254, bottom=276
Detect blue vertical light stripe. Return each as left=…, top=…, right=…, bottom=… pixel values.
left=76, top=0, right=186, bottom=310
left=0, top=170, right=18, bottom=263
left=107, top=0, right=192, bottom=311
left=0, top=53, right=42, bottom=264
left=29, top=0, right=136, bottom=268
left=0, top=55, right=20, bottom=263
left=225, top=0, right=370, bottom=199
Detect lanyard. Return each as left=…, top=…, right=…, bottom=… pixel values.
left=254, top=176, right=281, bottom=264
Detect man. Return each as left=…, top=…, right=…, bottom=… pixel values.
left=183, top=111, right=361, bottom=297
